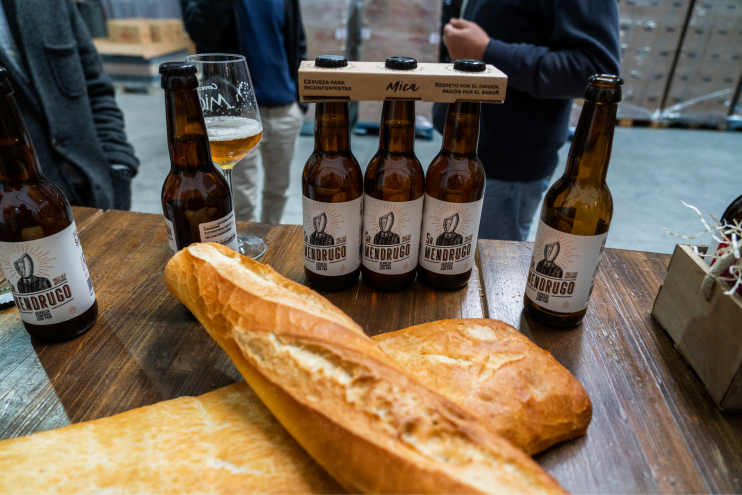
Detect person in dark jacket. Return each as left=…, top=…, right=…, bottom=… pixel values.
left=0, top=0, right=139, bottom=210
left=437, top=0, right=620, bottom=241
left=181, top=0, right=306, bottom=224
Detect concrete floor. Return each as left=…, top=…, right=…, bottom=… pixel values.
left=121, top=92, right=741, bottom=254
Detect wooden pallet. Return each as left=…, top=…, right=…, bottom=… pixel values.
left=617, top=118, right=670, bottom=129
left=616, top=118, right=732, bottom=131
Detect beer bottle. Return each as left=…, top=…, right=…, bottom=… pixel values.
left=417, top=59, right=487, bottom=290
left=302, top=56, right=363, bottom=291
left=362, top=57, right=425, bottom=291
left=160, top=62, right=238, bottom=255
left=523, top=74, right=623, bottom=327
left=0, top=67, right=98, bottom=342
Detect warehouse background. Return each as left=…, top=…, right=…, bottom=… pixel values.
left=74, top=0, right=741, bottom=254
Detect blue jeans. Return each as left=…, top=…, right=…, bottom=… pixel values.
left=478, top=178, right=550, bottom=241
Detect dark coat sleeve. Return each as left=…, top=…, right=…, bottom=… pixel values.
left=481, top=0, right=620, bottom=100
left=181, top=0, right=238, bottom=52
left=69, top=1, right=138, bottom=174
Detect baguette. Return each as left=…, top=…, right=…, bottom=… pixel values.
left=373, top=319, right=592, bottom=455
left=164, top=243, right=567, bottom=494
left=0, top=382, right=342, bottom=494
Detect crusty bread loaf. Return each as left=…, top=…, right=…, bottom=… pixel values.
left=164, top=243, right=567, bottom=494
left=0, top=382, right=343, bottom=494
left=372, top=319, right=592, bottom=455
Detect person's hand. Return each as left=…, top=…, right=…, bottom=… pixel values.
left=442, top=18, right=490, bottom=62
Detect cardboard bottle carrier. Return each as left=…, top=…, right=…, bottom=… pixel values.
left=298, top=60, right=508, bottom=104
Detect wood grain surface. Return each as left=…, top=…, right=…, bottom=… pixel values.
left=1, top=207, right=739, bottom=494
left=478, top=240, right=742, bottom=494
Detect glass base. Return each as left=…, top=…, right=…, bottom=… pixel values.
left=238, top=233, right=267, bottom=260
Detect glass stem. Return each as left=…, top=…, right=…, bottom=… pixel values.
left=221, top=166, right=236, bottom=214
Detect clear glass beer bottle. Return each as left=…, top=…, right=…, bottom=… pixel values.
left=417, top=60, right=487, bottom=290
left=302, top=56, right=363, bottom=291
left=160, top=62, right=238, bottom=255
left=362, top=57, right=425, bottom=291
left=523, top=75, right=623, bottom=327
left=0, top=68, right=98, bottom=342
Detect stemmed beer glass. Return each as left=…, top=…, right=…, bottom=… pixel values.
left=185, top=54, right=266, bottom=259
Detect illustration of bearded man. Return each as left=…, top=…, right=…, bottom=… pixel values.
left=373, top=212, right=400, bottom=245
left=309, top=212, right=335, bottom=246
left=14, top=253, right=52, bottom=294
left=435, top=213, right=463, bottom=246
left=535, top=241, right=564, bottom=278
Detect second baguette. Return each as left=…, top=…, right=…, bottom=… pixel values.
left=165, top=243, right=566, bottom=494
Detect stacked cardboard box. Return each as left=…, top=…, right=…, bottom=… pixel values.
left=617, top=0, right=692, bottom=120
left=300, top=0, right=349, bottom=61
left=662, top=0, right=742, bottom=124
left=357, top=0, right=442, bottom=125
left=106, top=18, right=185, bottom=44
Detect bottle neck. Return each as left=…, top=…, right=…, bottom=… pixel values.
left=441, top=101, right=480, bottom=155
left=564, top=100, right=617, bottom=183
left=314, top=102, right=351, bottom=154
left=378, top=100, right=415, bottom=154
left=165, top=88, right=213, bottom=171
left=0, top=94, right=42, bottom=183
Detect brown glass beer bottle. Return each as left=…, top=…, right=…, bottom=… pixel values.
left=362, top=57, right=425, bottom=291
left=160, top=62, right=238, bottom=255
left=302, top=56, right=363, bottom=291
left=417, top=60, right=487, bottom=290
left=0, top=68, right=98, bottom=342
left=523, top=74, right=623, bottom=328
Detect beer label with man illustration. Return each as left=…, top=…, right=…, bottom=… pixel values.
left=0, top=222, right=96, bottom=326
left=417, top=194, right=484, bottom=275
left=362, top=195, right=424, bottom=275
left=302, top=195, right=363, bottom=276
left=525, top=220, right=609, bottom=313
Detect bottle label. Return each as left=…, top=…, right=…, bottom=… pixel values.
left=302, top=195, right=363, bottom=276
left=417, top=194, right=483, bottom=275
left=362, top=195, right=424, bottom=275
left=164, top=217, right=178, bottom=256
left=164, top=210, right=238, bottom=255
left=0, top=222, right=96, bottom=326
left=525, top=220, right=609, bottom=313
left=198, top=211, right=238, bottom=251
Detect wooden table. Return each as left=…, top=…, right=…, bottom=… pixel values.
left=1, top=207, right=740, bottom=494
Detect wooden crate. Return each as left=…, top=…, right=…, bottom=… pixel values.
left=652, top=244, right=742, bottom=411
left=107, top=19, right=152, bottom=44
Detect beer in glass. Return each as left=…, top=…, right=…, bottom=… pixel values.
left=206, top=116, right=263, bottom=169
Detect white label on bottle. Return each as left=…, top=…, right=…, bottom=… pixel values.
left=198, top=211, right=238, bottom=251
left=0, top=222, right=96, bottom=326
left=164, top=217, right=178, bottom=256
left=417, top=194, right=484, bottom=275
left=302, top=194, right=363, bottom=276
left=524, top=220, right=609, bottom=313
left=362, top=195, right=424, bottom=275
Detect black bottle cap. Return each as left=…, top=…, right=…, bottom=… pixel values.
left=315, top=55, right=348, bottom=68
left=159, top=62, right=197, bottom=76
left=453, top=59, right=486, bottom=72
left=0, top=67, right=13, bottom=96
left=385, top=56, right=417, bottom=70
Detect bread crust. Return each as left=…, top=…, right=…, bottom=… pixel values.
left=0, top=382, right=344, bottom=494
left=164, top=243, right=567, bottom=494
left=372, top=319, right=592, bottom=455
